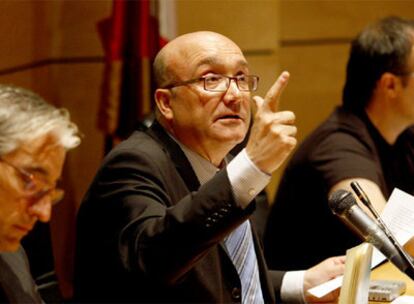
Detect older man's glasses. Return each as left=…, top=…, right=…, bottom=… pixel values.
left=163, top=74, right=259, bottom=92
left=395, top=71, right=414, bottom=78
left=0, top=158, right=64, bottom=206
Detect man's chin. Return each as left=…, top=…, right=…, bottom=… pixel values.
left=0, top=237, right=22, bottom=252
left=213, top=124, right=247, bottom=138
left=213, top=132, right=246, bottom=145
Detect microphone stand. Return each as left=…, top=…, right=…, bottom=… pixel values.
left=350, top=181, right=414, bottom=280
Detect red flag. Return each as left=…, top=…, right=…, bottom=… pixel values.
left=97, top=0, right=175, bottom=149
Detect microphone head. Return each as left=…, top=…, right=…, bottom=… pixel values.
left=328, top=189, right=357, bottom=216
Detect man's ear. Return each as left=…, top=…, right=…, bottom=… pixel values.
left=378, top=72, right=402, bottom=99
left=154, top=89, right=174, bottom=120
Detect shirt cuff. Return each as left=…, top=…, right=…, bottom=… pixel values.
left=281, top=270, right=306, bottom=303
left=227, top=148, right=271, bottom=209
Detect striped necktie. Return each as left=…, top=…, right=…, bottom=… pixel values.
left=224, top=220, right=264, bottom=303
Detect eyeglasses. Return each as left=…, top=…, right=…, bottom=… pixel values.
left=394, top=71, right=414, bottom=78
left=0, top=158, right=64, bottom=206
left=163, top=74, right=259, bottom=92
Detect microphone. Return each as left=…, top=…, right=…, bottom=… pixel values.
left=328, top=189, right=414, bottom=279
left=350, top=181, right=414, bottom=277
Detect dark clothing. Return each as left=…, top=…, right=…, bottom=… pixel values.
left=22, top=222, right=55, bottom=282
left=74, top=121, right=284, bottom=303
left=0, top=246, right=43, bottom=303
left=264, top=106, right=414, bottom=270
left=21, top=222, right=61, bottom=303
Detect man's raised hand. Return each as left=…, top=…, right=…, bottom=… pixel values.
left=246, top=71, right=297, bottom=174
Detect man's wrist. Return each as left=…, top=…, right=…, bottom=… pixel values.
left=227, top=148, right=270, bottom=208
left=280, top=270, right=306, bottom=303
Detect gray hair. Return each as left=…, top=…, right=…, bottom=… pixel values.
left=0, top=85, right=81, bottom=155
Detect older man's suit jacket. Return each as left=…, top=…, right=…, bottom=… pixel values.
left=0, top=247, right=43, bottom=303
left=74, top=121, right=285, bottom=303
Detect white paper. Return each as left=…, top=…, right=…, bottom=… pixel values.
left=380, top=189, right=414, bottom=246
left=308, top=188, right=414, bottom=298
left=307, top=276, right=343, bottom=298
left=392, top=295, right=414, bottom=304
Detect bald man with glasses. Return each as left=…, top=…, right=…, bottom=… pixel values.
left=75, top=31, right=344, bottom=303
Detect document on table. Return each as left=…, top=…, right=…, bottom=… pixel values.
left=308, top=188, right=414, bottom=298
left=391, top=295, right=414, bottom=304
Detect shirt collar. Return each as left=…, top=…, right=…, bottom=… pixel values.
left=178, top=142, right=220, bottom=185
left=167, top=134, right=225, bottom=185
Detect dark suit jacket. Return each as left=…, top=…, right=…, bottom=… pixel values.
left=74, top=121, right=284, bottom=303
left=0, top=247, right=43, bottom=303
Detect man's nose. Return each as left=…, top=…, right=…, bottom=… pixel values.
left=28, top=197, right=52, bottom=223
left=223, top=78, right=242, bottom=104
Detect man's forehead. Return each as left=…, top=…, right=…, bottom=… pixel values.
left=18, top=134, right=60, bottom=155
left=192, top=56, right=248, bottom=69
left=2, top=134, right=65, bottom=183
left=8, top=134, right=64, bottom=168
left=169, top=31, right=237, bottom=47
left=165, top=34, right=248, bottom=76
left=166, top=32, right=243, bottom=57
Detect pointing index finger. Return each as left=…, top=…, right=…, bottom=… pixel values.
left=264, top=71, right=290, bottom=112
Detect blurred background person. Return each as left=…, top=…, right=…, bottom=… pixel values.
left=264, top=16, right=414, bottom=270
left=0, top=85, right=80, bottom=302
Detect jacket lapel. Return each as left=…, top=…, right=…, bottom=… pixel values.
left=146, top=120, right=201, bottom=192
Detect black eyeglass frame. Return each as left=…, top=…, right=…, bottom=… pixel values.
left=162, top=74, right=260, bottom=92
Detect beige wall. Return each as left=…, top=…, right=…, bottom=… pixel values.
left=2, top=0, right=414, bottom=297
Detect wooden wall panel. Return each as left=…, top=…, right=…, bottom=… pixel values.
left=55, top=1, right=111, bottom=57
left=279, top=44, right=348, bottom=141
left=0, top=1, right=39, bottom=68
left=176, top=0, right=279, bottom=51
left=281, top=0, right=414, bottom=41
